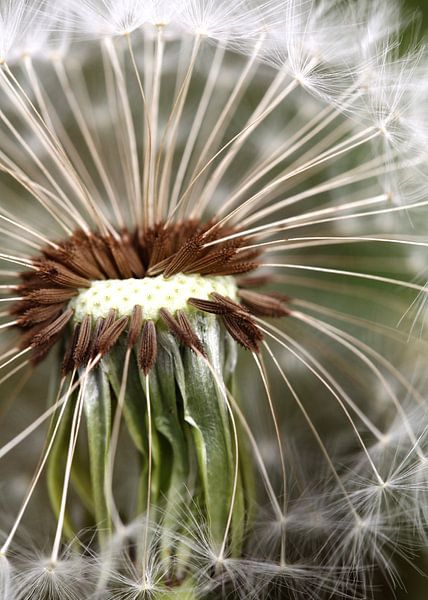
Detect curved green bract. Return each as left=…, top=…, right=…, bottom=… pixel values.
left=49, top=314, right=254, bottom=592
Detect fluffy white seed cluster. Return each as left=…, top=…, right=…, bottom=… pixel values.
left=0, top=0, right=424, bottom=201
left=70, top=275, right=237, bottom=322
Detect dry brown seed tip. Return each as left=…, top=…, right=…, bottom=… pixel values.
left=62, top=323, right=81, bottom=375
left=89, top=316, right=106, bottom=359
left=207, top=260, right=260, bottom=277
left=139, top=320, right=158, bottom=375
left=31, top=338, right=60, bottom=365
left=92, top=309, right=119, bottom=356
left=162, top=235, right=205, bottom=278
left=89, top=235, right=120, bottom=279
left=44, top=237, right=103, bottom=280
left=26, top=288, right=78, bottom=305
left=222, top=312, right=263, bottom=353
left=31, top=308, right=74, bottom=347
left=210, top=293, right=250, bottom=316
left=176, top=310, right=206, bottom=357
left=73, top=315, right=93, bottom=368
left=182, top=247, right=237, bottom=275
left=38, top=262, right=91, bottom=288
left=120, top=234, right=146, bottom=277
left=97, top=316, right=130, bottom=357
left=193, top=293, right=265, bottom=352
left=107, top=236, right=134, bottom=279
left=128, top=305, right=143, bottom=348
left=236, top=275, right=274, bottom=288
left=187, top=297, right=228, bottom=316
left=102, top=309, right=118, bottom=332
left=238, top=290, right=290, bottom=318
left=147, top=226, right=171, bottom=268
left=18, top=303, right=64, bottom=327
left=160, top=309, right=191, bottom=349
left=160, top=308, right=205, bottom=356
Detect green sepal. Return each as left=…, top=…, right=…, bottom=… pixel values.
left=221, top=334, right=249, bottom=555
left=180, top=314, right=244, bottom=553
left=146, top=333, right=189, bottom=558
left=103, top=342, right=162, bottom=516
left=68, top=451, right=95, bottom=516
left=231, top=375, right=258, bottom=540
left=103, top=345, right=147, bottom=455
left=46, top=388, right=77, bottom=541
left=83, top=366, right=112, bottom=546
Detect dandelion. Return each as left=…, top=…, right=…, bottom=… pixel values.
left=0, top=0, right=427, bottom=598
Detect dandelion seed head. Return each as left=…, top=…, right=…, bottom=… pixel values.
left=0, top=0, right=426, bottom=597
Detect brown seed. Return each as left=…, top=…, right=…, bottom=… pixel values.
left=160, top=309, right=185, bottom=344
left=210, top=293, right=250, bottom=316
left=26, top=288, right=78, bottom=305
left=73, top=315, right=93, bottom=368
left=208, top=260, right=260, bottom=276
left=183, top=247, right=237, bottom=275
left=89, top=316, right=106, bottom=359
left=176, top=311, right=206, bottom=357
left=43, top=237, right=103, bottom=280
left=160, top=308, right=205, bottom=355
left=89, top=235, right=120, bottom=279
left=222, top=313, right=263, bottom=353
left=107, top=236, right=134, bottom=279
left=31, top=308, right=74, bottom=347
left=139, top=320, right=157, bottom=375
left=100, top=309, right=118, bottom=333
left=38, top=261, right=91, bottom=288
left=162, top=235, right=205, bottom=278
left=18, top=303, right=65, bottom=327
left=236, top=275, right=275, bottom=288
left=120, top=233, right=146, bottom=277
left=147, top=226, right=171, bottom=268
left=62, top=323, right=82, bottom=375
left=128, top=305, right=143, bottom=348
left=20, top=321, right=55, bottom=351
left=97, top=316, right=130, bottom=357
left=31, top=334, right=63, bottom=365
left=238, top=290, right=290, bottom=318
left=90, top=310, right=118, bottom=357
left=187, top=297, right=229, bottom=315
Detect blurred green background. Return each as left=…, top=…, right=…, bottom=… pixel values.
left=400, top=4, right=427, bottom=599
left=410, top=0, right=428, bottom=17
left=406, top=0, right=428, bottom=26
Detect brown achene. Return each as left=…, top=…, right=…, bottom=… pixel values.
left=9, top=221, right=289, bottom=372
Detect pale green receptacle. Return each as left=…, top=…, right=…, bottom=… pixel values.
left=69, top=275, right=238, bottom=323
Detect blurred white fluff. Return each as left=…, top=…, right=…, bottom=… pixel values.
left=12, top=553, right=94, bottom=600
left=64, top=0, right=270, bottom=41
left=0, top=555, right=11, bottom=599
left=0, top=0, right=70, bottom=63
left=65, top=0, right=155, bottom=37
left=0, top=0, right=53, bottom=62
